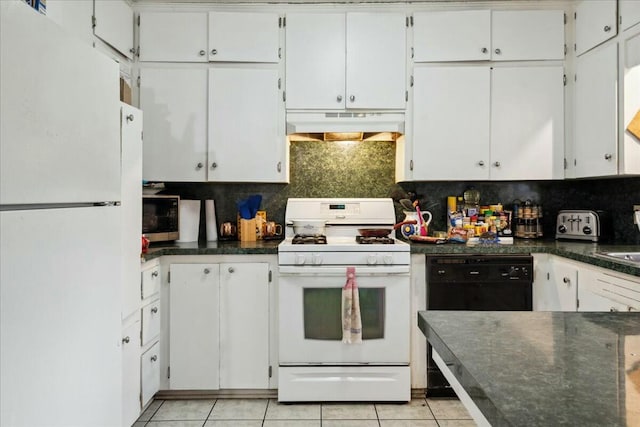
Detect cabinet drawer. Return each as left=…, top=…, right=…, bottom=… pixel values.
left=142, top=265, right=161, bottom=300
left=141, top=341, right=160, bottom=407
left=141, top=299, right=161, bottom=345
left=595, top=273, right=640, bottom=310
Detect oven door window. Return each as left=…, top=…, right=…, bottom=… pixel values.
left=303, top=288, right=385, bottom=340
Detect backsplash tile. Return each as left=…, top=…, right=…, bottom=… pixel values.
left=159, top=142, right=640, bottom=244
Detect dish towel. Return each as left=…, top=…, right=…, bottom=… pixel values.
left=342, top=266, right=362, bottom=344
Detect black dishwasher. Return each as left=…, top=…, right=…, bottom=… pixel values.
left=426, top=254, right=533, bottom=397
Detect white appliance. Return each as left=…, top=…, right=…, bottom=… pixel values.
left=278, top=198, right=411, bottom=402
left=1, top=2, right=124, bottom=425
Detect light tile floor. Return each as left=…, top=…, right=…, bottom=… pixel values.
left=134, top=398, right=476, bottom=427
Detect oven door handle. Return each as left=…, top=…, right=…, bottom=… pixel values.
left=279, top=266, right=410, bottom=275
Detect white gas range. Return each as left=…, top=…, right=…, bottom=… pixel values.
left=277, top=198, right=411, bottom=402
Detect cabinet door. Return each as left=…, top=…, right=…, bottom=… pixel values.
left=346, top=12, right=406, bottom=109
left=622, top=30, right=640, bottom=175
left=208, top=66, right=285, bottom=182
left=490, top=66, right=564, bottom=180
left=544, top=257, right=578, bottom=311
left=139, top=12, right=208, bottom=62
left=492, top=10, right=565, bottom=61
left=122, top=316, right=141, bottom=427
left=121, top=104, right=143, bottom=319
left=139, top=67, right=208, bottom=181
left=141, top=299, right=161, bottom=346
left=285, top=13, right=345, bottom=109
left=169, top=264, right=220, bottom=390
left=620, top=0, right=640, bottom=31
left=574, top=44, right=618, bottom=178
left=208, top=12, right=280, bottom=62
left=219, top=263, right=270, bottom=389
left=575, top=0, right=618, bottom=56
left=94, top=0, right=134, bottom=59
left=413, top=10, right=491, bottom=62
left=411, top=65, right=490, bottom=180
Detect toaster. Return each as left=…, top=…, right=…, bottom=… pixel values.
left=555, top=210, right=608, bottom=242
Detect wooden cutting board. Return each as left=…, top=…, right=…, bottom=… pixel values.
left=628, top=109, right=640, bottom=140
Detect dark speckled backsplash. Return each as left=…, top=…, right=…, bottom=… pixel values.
left=160, top=142, right=640, bottom=244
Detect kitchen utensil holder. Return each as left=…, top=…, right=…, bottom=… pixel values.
left=239, top=218, right=257, bottom=242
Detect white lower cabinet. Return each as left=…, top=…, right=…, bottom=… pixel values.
left=121, top=312, right=141, bottom=427
left=167, top=261, right=272, bottom=390
left=169, top=263, right=220, bottom=390
left=141, top=341, right=161, bottom=407
left=578, top=266, right=640, bottom=312
left=533, top=254, right=578, bottom=311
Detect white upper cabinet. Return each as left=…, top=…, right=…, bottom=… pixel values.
left=94, top=0, right=135, bottom=59
left=621, top=29, right=640, bottom=175
left=208, top=12, right=280, bottom=62
left=491, top=10, right=565, bottom=61
left=574, top=43, right=618, bottom=178
left=139, top=67, right=208, bottom=181
left=285, top=12, right=406, bottom=110
left=410, top=64, right=563, bottom=181
left=620, top=0, right=640, bottom=31
left=413, top=10, right=490, bottom=62
left=490, top=65, right=564, bottom=180
left=139, top=11, right=209, bottom=62
left=413, top=9, right=564, bottom=62
left=208, top=65, right=286, bottom=182
left=575, top=0, right=618, bottom=56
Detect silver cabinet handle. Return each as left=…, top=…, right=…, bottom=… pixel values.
left=122, top=336, right=130, bottom=344
left=211, top=162, right=218, bottom=169
left=478, top=160, right=485, bottom=166
left=126, top=114, right=134, bottom=122
left=494, top=48, right=501, bottom=55
left=604, top=25, right=611, bottom=32
left=199, top=50, right=206, bottom=56
left=277, top=161, right=282, bottom=172
left=349, top=95, right=355, bottom=102
left=129, top=48, right=136, bottom=54
left=211, top=49, right=218, bottom=55
left=604, top=153, right=613, bottom=160
left=610, top=307, right=618, bottom=312
left=196, top=162, right=204, bottom=169
left=228, top=267, right=235, bottom=273
left=337, top=95, right=343, bottom=102
left=563, top=277, right=570, bottom=284
left=151, top=355, right=158, bottom=362
left=151, top=307, right=158, bottom=314
left=151, top=270, right=159, bottom=278
left=493, top=161, right=501, bottom=167
left=481, top=47, right=488, bottom=54
left=204, top=268, right=210, bottom=274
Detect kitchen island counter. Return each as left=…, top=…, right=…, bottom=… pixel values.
left=418, top=311, right=640, bottom=427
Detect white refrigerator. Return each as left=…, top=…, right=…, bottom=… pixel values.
left=1, top=1, right=123, bottom=425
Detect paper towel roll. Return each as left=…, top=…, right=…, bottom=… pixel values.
left=205, top=199, right=218, bottom=241
left=176, top=200, right=200, bottom=242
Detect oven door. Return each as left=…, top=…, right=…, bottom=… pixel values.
left=278, top=265, right=410, bottom=365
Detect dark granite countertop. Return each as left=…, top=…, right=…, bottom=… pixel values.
left=418, top=311, right=640, bottom=427
left=141, top=238, right=639, bottom=276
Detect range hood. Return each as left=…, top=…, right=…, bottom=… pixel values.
left=286, top=112, right=405, bottom=134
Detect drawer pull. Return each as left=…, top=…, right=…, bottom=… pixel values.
left=151, top=307, right=158, bottom=314
left=151, top=271, right=159, bottom=278
left=150, top=355, right=158, bottom=362
left=122, top=336, right=130, bottom=344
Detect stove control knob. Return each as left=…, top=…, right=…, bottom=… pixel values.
left=312, top=253, right=323, bottom=265
left=383, top=254, right=394, bottom=265
left=367, top=254, right=378, bottom=265
left=295, top=254, right=306, bottom=265
left=558, top=224, right=567, bottom=233
left=583, top=226, right=592, bottom=235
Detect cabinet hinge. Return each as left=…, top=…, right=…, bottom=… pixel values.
left=279, top=16, right=282, bottom=28
left=268, top=270, right=273, bottom=283
left=278, top=78, right=281, bottom=90
left=141, top=131, right=144, bottom=140
left=574, top=74, right=577, bottom=82
left=167, top=271, right=171, bottom=283
left=574, top=12, right=577, bottom=20
left=620, top=16, right=622, bottom=26
left=92, top=15, right=97, bottom=29
left=410, top=15, right=414, bottom=27
left=547, top=272, right=550, bottom=280
left=564, top=158, right=568, bottom=170
left=278, top=47, right=282, bottom=59
left=168, top=366, right=170, bottom=379
left=574, top=159, right=577, bottom=166
left=283, top=91, right=286, bottom=102
left=283, top=16, right=286, bottom=27
left=139, top=392, right=142, bottom=406
left=563, top=74, right=567, bottom=86
left=269, top=366, right=273, bottom=378
left=564, top=13, right=567, bottom=25
left=137, top=75, right=141, bottom=88
left=409, top=160, right=414, bottom=171
left=140, top=328, right=143, bottom=342
left=410, top=75, right=414, bottom=87
left=136, top=46, right=140, bottom=57
left=411, top=47, right=414, bottom=59
left=574, top=43, right=577, bottom=52
left=405, top=90, right=408, bottom=102
left=564, top=44, right=567, bottom=56
left=577, top=299, right=580, bottom=309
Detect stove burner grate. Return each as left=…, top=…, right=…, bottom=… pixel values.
left=292, top=235, right=327, bottom=245
left=356, top=236, right=395, bottom=245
